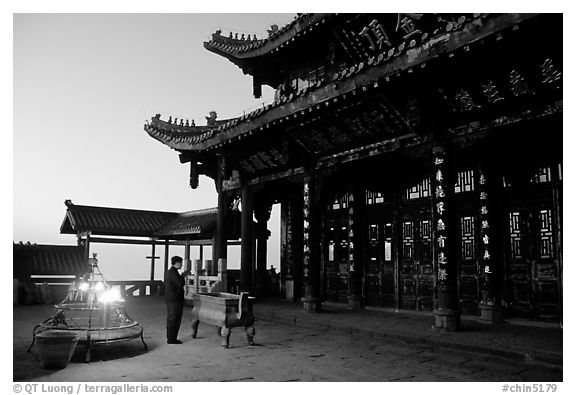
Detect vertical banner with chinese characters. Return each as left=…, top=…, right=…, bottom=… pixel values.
left=478, top=168, right=494, bottom=302
left=348, top=192, right=355, bottom=274
left=433, top=147, right=448, bottom=285
left=303, top=181, right=311, bottom=280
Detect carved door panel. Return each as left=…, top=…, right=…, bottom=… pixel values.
left=506, top=207, right=559, bottom=321
left=457, top=214, right=480, bottom=315
left=365, top=223, right=382, bottom=306
left=365, top=217, right=395, bottom=307
left=416, top=219, right=434, bottom=311
left=400, top=208, right=434, bottom=311
left=324, top=215, right=349, bottom=303
left=400, top=219, right=417, bottom=309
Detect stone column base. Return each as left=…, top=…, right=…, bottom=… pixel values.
left=347, top=295, right=363, bottom=311
left=301, top=297, right=321, bottom=313
left=478, top=302, right=502, bottom=324
left=433, top=308, right=461, bottom=331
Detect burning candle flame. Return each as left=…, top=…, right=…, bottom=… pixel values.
left=99, top=288, right=124, bottom=304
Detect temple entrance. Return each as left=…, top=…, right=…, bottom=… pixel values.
left=454, top=169, right=481, bottom=316
left=364, top=200, right=395, bottom=308
left=399, top=197, right=434, bottom=311
left=324, top=210, right=350, bottom=303
left=503, top=166, right=561, bottom=321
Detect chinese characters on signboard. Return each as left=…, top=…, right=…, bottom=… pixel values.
left=434, top=150, right=448, bottom=282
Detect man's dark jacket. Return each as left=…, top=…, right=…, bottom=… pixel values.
left=164, top=266, right=185, bottom=303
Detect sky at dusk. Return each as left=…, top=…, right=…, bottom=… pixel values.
left=13, top=13, right=297, bottom=280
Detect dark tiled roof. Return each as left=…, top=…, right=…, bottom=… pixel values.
left=13, top=243, right=87, bottom=277
left=60, top=200, right=178, bottom=237
left=203, top=14, right=328, bottom=58
left=150, top=14, right=533, bottom=153
left=155, top=208, right=218, bottom=237
left=60, top=200, right=222, bottom=239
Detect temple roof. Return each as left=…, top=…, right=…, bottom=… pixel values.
left=147, top=13, right=539, bottom=154
left=155, top=208, right=218, bottom=237
left=60, top=200, right=178, bottom=237
left=13, top=243, right=87, bottom=278
left=203, top=14, right=331, bottom=62
left=60, top=200, right=226, bottom=239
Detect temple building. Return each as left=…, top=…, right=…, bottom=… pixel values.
left=145, top=13, right=562, bottom=329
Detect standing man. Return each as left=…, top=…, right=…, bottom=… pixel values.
left=164, top=255, right=189, bottom=344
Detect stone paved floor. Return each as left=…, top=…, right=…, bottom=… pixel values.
left=13, top=296, right=563, bottom=382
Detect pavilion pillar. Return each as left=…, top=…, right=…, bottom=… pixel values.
left=301, top=173, right=321, bottom=313
left=150, top=240, right=156, bottom=281
left=347, top=184, right=366, bottom=310
left=82, top=231, right=91, bottom=264
left=214, top=154, right=229, bottom=265
left=213, top=190, right=229, bottom=264
left=163, top=240, right=170, bottom=274
left=477, top=160, right=503, bottom=323
left=432, top=146, right=461, bottom=331
left=240, top=186, right=255, bottom=293
left=254, top=204, right=271, bottom=297
left=280, top=194, right=302, bottom=301
left=184, top=239, right=191, bottom=273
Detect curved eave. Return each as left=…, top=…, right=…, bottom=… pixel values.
left=203, top=13, right=333, bottom=65
left=144, top=116, right=239, bottom=152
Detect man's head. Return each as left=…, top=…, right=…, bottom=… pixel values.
left=171, top=255, right=183, bottom=269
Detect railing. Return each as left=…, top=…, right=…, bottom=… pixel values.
left=107, top=280, right=164, bottom=297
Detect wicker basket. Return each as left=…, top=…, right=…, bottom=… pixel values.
left=36, top=330, right=79, bottom=369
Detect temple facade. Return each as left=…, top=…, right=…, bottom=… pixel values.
left=145, top=13, right=562, bottom=328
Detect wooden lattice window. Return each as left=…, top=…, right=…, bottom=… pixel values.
left=384, top=223, right=393, bottom=261
left=406, top=178, right=430, bottom=200
left=369, top=224, right=379, bottom=243
left=420, top=220, right=432, bottom=261
left=532, top=167, right=551, bottom=184
left=538, top=209, right=554, bottom=259
left=329, top=193, right=350, bottom=210
left=460, top=216, right=476, bottom=260
left=454, top=170, right=475, bottom=193
left=509, top=212, right=524, bottom=259
left=366, top=190, right=385, bottom=205
left=403, top=221, right=414, bottom=259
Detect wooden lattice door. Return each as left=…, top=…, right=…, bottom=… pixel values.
left=324, top=215, right=349, bottom=303
left=399, top=209, right=434, bottom=311
left=506, top=206, right=559, bottom=321
left=365, top=217, right=395, bottom=308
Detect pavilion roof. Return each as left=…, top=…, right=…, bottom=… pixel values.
left=146, top=13, right=539, bottom=154
left=59, top=200, right=223, bottom=239
left=155, top=208, right=218, bottom=237
left=13, top=242, right=87, bottom=278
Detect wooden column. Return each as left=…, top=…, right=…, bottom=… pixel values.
left=81, top=231, right=92, bottom=265
left=301, top=173, right=321, bottom=312
left=213, top=191, right=229, bottom=264
left=164, top=240, right=170, bottom=274
left=184, top=239, right=191, bottom=273
left=214, top=154, right=229, bottom=264
left=240, top=186, right=254, bottom=293
left=254, top=204, right=271, bottom=297
left=347, top=184, right=366, bottom=310
left=477, top=161, right=503, bottom=323
left=432, top=146, right=461, bottom=331
left=150, top=241, right=156, bottom=281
